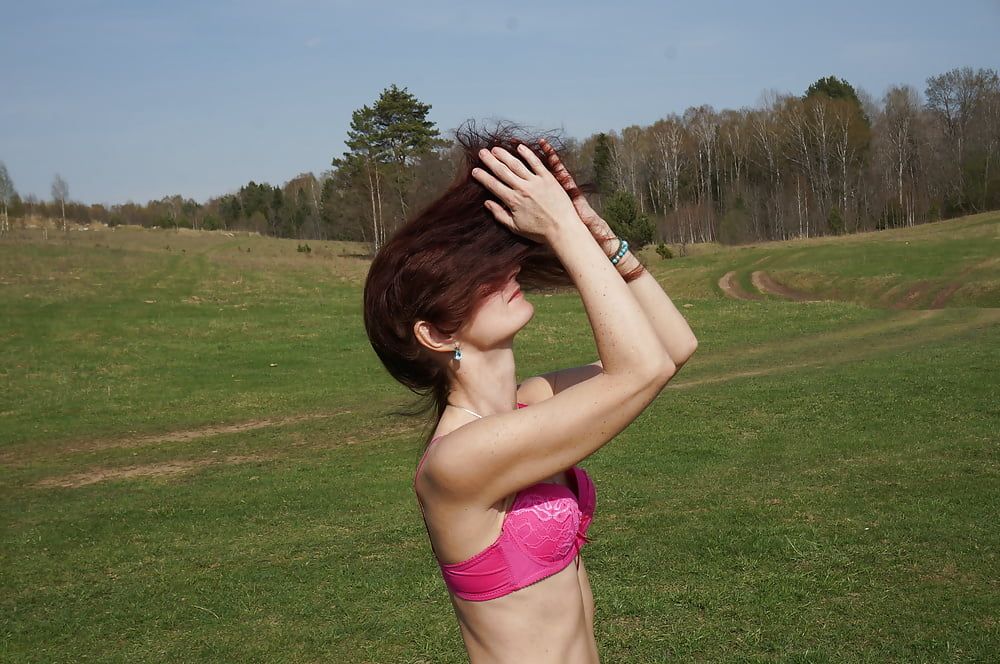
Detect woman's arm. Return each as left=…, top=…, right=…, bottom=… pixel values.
left=539, top=139, right=698, bottom=368
left=610, top=253, right=697, bottom=368
left=516, top=255, right=695, bottom=404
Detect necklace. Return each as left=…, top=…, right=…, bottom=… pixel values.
left=446, top=402, right=483, bottom=419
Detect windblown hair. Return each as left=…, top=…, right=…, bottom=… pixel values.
left=362, top=120, right=635, bottom=451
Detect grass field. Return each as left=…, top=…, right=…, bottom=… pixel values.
left=2, top=213, right=998, bottom=662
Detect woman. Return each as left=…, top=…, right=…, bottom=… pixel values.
left=363, top=125, right=698, bottom=663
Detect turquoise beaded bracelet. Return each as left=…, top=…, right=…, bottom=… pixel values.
left=610, top=238, right=629, bottom=265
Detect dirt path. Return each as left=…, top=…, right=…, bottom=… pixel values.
left=79, top=411, right=347, bottom=451
left=690, top=310, right=941, bottom=368
left=16, top=409, right=428, bottom=488
left=33, top=454, right=271, bottom=489
left=750, top=271, right=819, bottom=302
left=928, top=263, right=979, bottom=308
left=25, top=309, right=1000, bottom=489
left=0, top=410, right=354, bottom=467
left=718, top=271, right=763, bottom=301
left=930, top=283, right=963, bottom=308
left=888, top=280, right=934, bottom=309
left=668, top=308, right=999, bottom=390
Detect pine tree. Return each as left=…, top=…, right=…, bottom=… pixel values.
left=602, top=190, right=654, bottom=250
left=332, top=84, right=447, bottom=252
left=805, top=75, right=870, bottom=126
left=592, top=133, right=614, bottom=199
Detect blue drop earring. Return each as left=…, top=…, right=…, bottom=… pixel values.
left=453, top=343, right=462, bottom=361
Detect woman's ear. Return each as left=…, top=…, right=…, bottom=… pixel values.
left=413, top=319, right=454, bottom=355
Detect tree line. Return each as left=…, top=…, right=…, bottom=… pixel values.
left=585, top=68, right=1000, bottom=245
left=1, top=69, right=997, bottom=248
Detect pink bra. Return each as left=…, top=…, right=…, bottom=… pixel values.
left=414, top=402, right=597, bottom=601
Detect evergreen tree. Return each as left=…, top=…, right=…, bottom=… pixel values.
left=332, top=84, right=446, bottom=251
left=219, top=194, right=242, bottom=227
left=293, top=189, right=310, bottom=237
left=805, top=75, right=857, bottom=102
left=270, top=187, right=285, bottom=236
left=805, top=75, right=869, bottom=125
left=592, top=133, right=614, bottom=198
left=602, top=189, right=654, bottom=250
left=371, top=84, right=447, bottom=167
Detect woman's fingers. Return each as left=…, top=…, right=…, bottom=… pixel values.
left=478, top=148, right=525, bottom=190
left=515, top=142, right=550, bottom=177
left=483, top=199, right=514, bottom=226
left=471, top=167, right=516, bottom=205
left=491, top=146, right=534, bottom=179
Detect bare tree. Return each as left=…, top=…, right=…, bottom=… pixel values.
left=649, top=116, right=685, bottom=214
left=831, top=98, right=866, bottom=231
left=749, top=103, right=787, bottom=240
left=719, top=109, right=750, bottom=191
left=784, top=100, right=815, bottom=237
left=925, top=67, right=1000, bottom=208
left=877, top=86, right=924, bottom=226
left=677, top=105, right=720, bottom=241
left=51, top=174, right=69, bottom=231
left=0, top=162, right=14, bottom=237
left=684, top=105, right=719, bottom=207
left=980, top=82, right=1000, bottom=209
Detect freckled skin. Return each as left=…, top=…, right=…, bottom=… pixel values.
left=421, top=480, right=600, bottom=664
left=417, top=273, right=600, bottom=663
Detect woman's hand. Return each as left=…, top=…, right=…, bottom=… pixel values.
left=472, top=144, right=580, bottom=245
left=537, top=138, right=618, bottom=255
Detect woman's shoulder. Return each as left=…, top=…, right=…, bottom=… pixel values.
left=417, top=398, right=534, bottom=498
left=516, top=376, right=554, bottom=406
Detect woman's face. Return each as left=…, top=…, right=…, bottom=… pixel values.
left=461, top=267, right=534, bottom=350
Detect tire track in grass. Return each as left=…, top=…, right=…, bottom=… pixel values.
left=930, top=283, right=964, bottom=309
left=693, top=309, right=940, bottom=368
left=0, top=410, right=353, bottom=466
left=17, top=305, right=999, bottom=486
left=718, top=271, right=763, bottom=301
left=21, top=311, right=1000, bottom=487
left=669, top=308, right=998, bottom=389
left=32, top=454, right=273, bottom=488
left=751, top=270, right=821, bottom=302
left=21, top=412, right=432, bottom=488
left=889, top=280, right=935, bottom=309
left=929, top=262, right=980, bottom=309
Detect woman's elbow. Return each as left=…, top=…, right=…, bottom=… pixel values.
left=674, top=336, right=698, bottom=369
left=652, top=354, right=677, bottom=382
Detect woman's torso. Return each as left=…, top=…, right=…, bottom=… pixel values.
left=415, top=405, right=600, bottom=663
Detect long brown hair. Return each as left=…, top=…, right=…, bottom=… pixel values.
left=362, top=120, right=637, bottom=452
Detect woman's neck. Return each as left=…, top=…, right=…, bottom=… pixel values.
left=448, top=345, right=518, bottom=417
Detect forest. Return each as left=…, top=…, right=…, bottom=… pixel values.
left=1, top=67, right=998, bottom=250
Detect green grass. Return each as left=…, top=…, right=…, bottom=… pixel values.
left=650, top=211, right=1000, bottom=308
left=1, top=217, right=998, bottom=662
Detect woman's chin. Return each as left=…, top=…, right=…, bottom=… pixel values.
left=518, top=301, right=535, bottom=325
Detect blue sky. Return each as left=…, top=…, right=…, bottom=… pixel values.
left=2, top=0, right=997, bottom=206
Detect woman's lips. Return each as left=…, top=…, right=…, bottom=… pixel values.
left=508, top=288, right=521, bottom=302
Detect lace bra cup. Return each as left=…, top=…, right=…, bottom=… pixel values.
left=507, top=481, right=582, bottom=562
left=438, top=465, right=596, bottom=601
left=415, top=401, right=597, bottom=602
